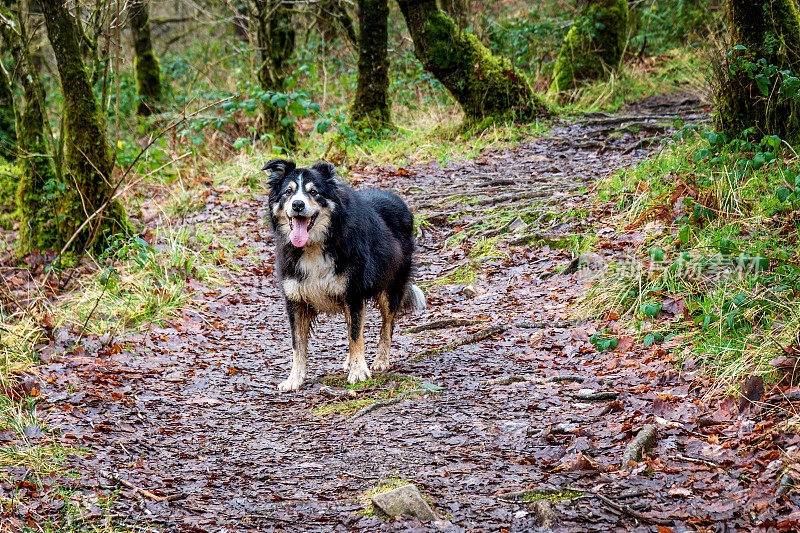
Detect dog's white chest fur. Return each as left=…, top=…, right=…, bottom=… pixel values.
left=282, top=247, right=346, bottom=313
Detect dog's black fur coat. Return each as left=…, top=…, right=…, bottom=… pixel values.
left=264, top=159, right=423, bottom=390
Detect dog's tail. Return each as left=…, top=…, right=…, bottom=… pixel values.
left=402, top=283, right=426, bottom=313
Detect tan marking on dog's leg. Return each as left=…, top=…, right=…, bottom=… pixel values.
left=347, top=304, right=371, bottom=384
left=279, top=307, right=313, bottom=392
left=342, top=308, right=351, bottom=372
left=372, top=292, right=395, bottom=372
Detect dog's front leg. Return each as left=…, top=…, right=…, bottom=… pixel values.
left=346, top=300, right=371, bottom=384
left=279, top=303, right=314, bottom=392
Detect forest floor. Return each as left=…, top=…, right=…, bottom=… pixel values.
left=6, top=94, right=800, bottom=532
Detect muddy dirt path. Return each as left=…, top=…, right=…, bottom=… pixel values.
left=35, top=95, right=785, bottom=532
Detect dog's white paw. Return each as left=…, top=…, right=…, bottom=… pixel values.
left=278, top=374, right=304, bottom=392
left=348, top=364, right=371, bottom=385
left=371, top=357, right=391, bottom=372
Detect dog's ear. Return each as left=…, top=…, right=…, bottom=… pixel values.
left=312, top=161, right=338, bottom=187
left=262, top=159, right=296, bottom=190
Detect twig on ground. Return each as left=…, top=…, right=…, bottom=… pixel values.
left=418, top=325, right=508, bottom=359
left=622, top=136, right=665, bottom=154
left=590, top=490, right=673, bottom=526
left=484, top=374, right=585, bottom=386
left=99, top=470, right=175, bottom=502
left=669, top=453, right=719, bottom=468
left=346, top=389, right=428, bottom=422
left=406, top=318, right=486, bottom=333
left=574, top=389, right=619, bottom=401
left=413, top=320, right=575, bottom=361
left=580, top=114, right=678, bottom=126
left=621, top=424, right=657, bottom=466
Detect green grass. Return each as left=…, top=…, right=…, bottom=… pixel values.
left=58, top=225, right=226, bottom=336
left=584, top=129, right=800, bottom=393
left=555, top=48, right=708, bottom=113
left=313, top=374, right=420, bottom=416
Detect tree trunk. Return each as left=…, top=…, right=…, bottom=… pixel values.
left=130, top=0, right=163, bottom=116
left=253, top=0, right=297, bottom=149
left=718, top=0, right=800, bottom=143
left=396, top=0, right=544, bottom=124
left=1, top=4, right=61, bottom=253
left=438, top=0, right=466, bottom=29
left=548, top=0, right=629, bottom=95
left=317, top=0, right=358, bottom=47
left=0, top=14, right=17, bottom=162
left=351, top=0, right=391, bottom=129
left=40, top=0, right=127, bottom=252
left=0, top=59, right=15, bottom=162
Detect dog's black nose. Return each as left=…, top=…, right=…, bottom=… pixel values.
left=292, top=200, right=305, bottom=212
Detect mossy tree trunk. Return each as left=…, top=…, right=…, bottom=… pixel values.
left=718, top=0, right=800, bottom=143
left=1, top=3, right=61, bottom=252
left=0, top=58, right=15, bottom=161
left=438, top=0, right=466, bottom=29
left=396, top=0, right=545, bottom=124
left=17, top=62, right=58, bottom=253
left=40, top=0, right=127, bottom=252
left=0, top=6, right=18, bottom=162
left=253, top=0, right=297, bottom=149
left=351, top=0, right=391, bottom=130
left=130, top=0, right=162, bottom=116
left=548, top=0, right=629, bottom=95
left=316, top=0, right=358, bottom=47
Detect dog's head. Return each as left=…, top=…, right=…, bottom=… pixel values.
left=262, top=159, right=339, bottom=248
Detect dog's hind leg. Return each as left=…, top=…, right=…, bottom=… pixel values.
left=372, top=292, right=395, bottom=372
left=346, top=300, right=371, bottom=384
left=279, top=303, right=314, bottom=392
left=342, top=309, right=352, bottom=372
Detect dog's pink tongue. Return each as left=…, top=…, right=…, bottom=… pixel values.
left=290, top=218, right=310, bottom=247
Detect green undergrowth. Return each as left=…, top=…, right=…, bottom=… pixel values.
left=585, top=127, right=800, bottom=390
left=555, top=48, right=707, bottom=113
left=58, top=226, right=227, bottom=336
left=1, top=221, right=230, bottom=523
left=313, top=374, right=419, bottom=416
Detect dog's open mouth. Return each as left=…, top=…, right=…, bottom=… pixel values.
left=289, top=214, right=317, bottom=247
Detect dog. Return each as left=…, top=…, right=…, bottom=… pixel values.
left=263, top=159, right=425, bottom=392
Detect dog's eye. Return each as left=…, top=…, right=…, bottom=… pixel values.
left=283, top=189, right=292, bottom=196
left=309, top=188, right=318, bottom=196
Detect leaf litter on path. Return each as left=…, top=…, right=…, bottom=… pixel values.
left=15, top=96, right=800, bottom=531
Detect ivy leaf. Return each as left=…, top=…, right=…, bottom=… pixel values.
left=679, top=225, right=691, bottom=244
left=642, top=303, right=662, bottom=318
left=648, top=247, right=665, bottom=262
left=777, top=186, right=793, bottom=202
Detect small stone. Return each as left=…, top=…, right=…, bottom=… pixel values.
left=532, top=499, right=555, bottom=528
left=462, top=284, right=477, bottom=298
left=371, top=484, right=436, bottom=521
left=22, top=425, right=44, bottom=438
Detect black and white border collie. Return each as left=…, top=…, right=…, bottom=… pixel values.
left=263, top=159, right=425, bottom=392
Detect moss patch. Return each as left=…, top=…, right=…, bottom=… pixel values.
left=313, top=374, right=419, bottom=416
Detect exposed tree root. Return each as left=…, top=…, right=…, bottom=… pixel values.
left=621, top=424, right=657, bottom=466
left=406, top=318, right=486, bottom=333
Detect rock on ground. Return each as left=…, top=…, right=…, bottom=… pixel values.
left=371, top=484, right=437, bottom=521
